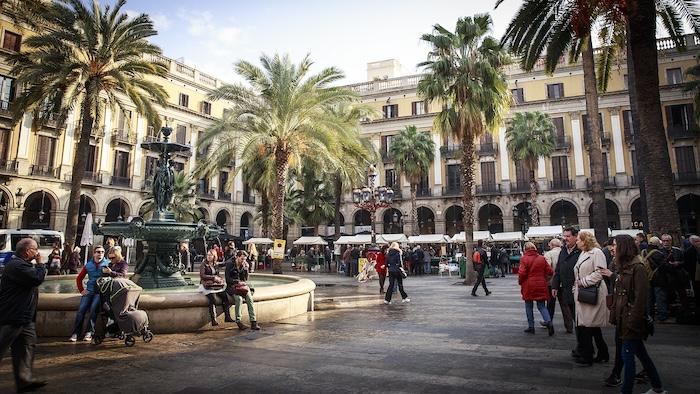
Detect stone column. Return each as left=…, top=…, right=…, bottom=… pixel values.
left=619, top=212, right=632, bottom=230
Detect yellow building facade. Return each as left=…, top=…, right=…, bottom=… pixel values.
left=0, top=13, right=258, bottom=238
left=330, top=35, right=700, bottom=238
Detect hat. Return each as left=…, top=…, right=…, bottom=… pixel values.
left=648, top=237, right=661, bottom=247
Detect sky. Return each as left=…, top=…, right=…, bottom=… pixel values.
left=122, top=0, right=521, bottom=84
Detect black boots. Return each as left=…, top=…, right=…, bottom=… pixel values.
left=223, top=298, right=234, bottom=323
left=251, top=321, right=261, bottom=330
left=209, top=305, right=218, bottom=326
left=236, top=321, right=249, bottom=330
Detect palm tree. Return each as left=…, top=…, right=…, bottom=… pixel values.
left=140, top=172, right=201, bottom=222
left=418, top=14, right=511, bottom=285
left=505, top=112, right=556, bottom=226
left=389, top=125, right=435, bottom=235
left=287, top=168, right=336, bottom=236
left=8, top=0, right=168, bottom=250
left=201, top=54, right=359, bottom=273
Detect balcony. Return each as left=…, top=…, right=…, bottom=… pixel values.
left=200, top=189, right=216, bottom=200
left=30, top=165, right=60, bottom=178
left=91, top=128, right=105, bottom=139
left=584, top=131, right=611, bottom=147
left=0, top=100, right=12, bottom=119
left=674, top=172, right=700, bottom=185
left=392, top=189, right=403, bottom=200
left=442, top=186, right=462, bottom=197
left=416, top=188, right=432, bottom=198
left=667, top=127, right=697, bottom=141
left=218, top=191, right=232, bottom=201
left=587, top=177, right=617, bottom=189
left=83, top=171, right=102, bottom=184
left=142, top=135, right=161, bottom=144
left=381, top=151, right=392, bottom=163
left=110, top=176, right=132, bottom=187
left=142, top=179, right=153, bottom=191
left=112, top=129, right=137, bottom=145
left=554, top=136, right=570, bottom=150
left=476, top=183, right=501, bottom=195
left=440, top=145, right=460, bottom=159
left=242, top=193, right=255, bottom=204
left=550, top=179, right=575, bottom=191
left=476, top=142, right=498, bottom=156
left=0, top=160, right=18, bottom=174
left=510, top=181, right=530, bottom=193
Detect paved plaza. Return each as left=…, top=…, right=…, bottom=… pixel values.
left=2, top=273, right=699, bottom=393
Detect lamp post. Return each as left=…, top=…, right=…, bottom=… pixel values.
left=352, top=165, right=394, bottom=245
left=512, top=204, right=534, bottom=234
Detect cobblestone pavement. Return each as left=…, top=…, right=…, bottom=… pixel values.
left=2, top=273, right=699, bottom=393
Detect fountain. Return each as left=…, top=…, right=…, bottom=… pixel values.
left=94, top=126, right=217, bottom=288
left=33, top=127, right=316, bottom=336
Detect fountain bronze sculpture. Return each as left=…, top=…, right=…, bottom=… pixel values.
left=95, top=127, right=219, bottom=288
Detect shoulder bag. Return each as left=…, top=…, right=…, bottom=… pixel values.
left=576, top=256, right=600, bottom=305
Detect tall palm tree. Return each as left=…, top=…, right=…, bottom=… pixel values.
left=140, top=172, right=201, bottom=222
left=505, top=112, right=556, bottom=226
left=287, top=168, right=336, bottom=236
left=389, top=125, right=435, bottom=235
left=418, top=14, right=511, bottom=285
left=8, top=0, right=168, bottom=250
left=201, top=54, right=359, bottom=273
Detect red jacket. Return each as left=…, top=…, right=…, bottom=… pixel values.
left=518, top=249, right=553, bottom=301
left=374, top=252, right=386, bottom=275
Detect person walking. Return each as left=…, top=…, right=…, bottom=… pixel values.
left=498, top=247, right=509, bottom=277
left=0, top=238, right=48, bottom=393
left=573, top=231, right=610, bottom=367
left=69, top=246, right=109, bottom=342
left=384, top=242, right=409, bottom=304
left=608, top=234, right=667, bottom=394
left=489, top=244, right=499, bottom=277
left=225, top=251, right=261, bottom=330
left=518, top=242, right=555, bottom=335
left=199, top=249, right=232, bottom=326
left=471, top=240, right=491, bottom=297
left=683, top=235, right=700, bottom=321
left=552, top=227, right=580, bottom=336
left=543, top=238, right=562, bottom=326
left=375, top=246, right=387, bottom=294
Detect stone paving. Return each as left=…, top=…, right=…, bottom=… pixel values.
left=2, top=273, right=700, bottom=393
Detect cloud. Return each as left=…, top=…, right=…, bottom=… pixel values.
left=124, top=9, right=171, bottom=32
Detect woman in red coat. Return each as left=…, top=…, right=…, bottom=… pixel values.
left=375, top=246, right=388, bottom=294
left=518, top=242, right=555, bottom=336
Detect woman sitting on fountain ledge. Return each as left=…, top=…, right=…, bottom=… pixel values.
left=199, top=250, right=232, bottom=326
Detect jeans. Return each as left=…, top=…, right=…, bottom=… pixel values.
left=611, top=327, right=623, bottom=378
left=558, top=296, right=575, bottom=333
left=385, top=272, right=407, bottom=302
left=621, top=339, right=663, bottom=394
left=424, top=262, right=431, bottom=275
left=648, top=286, right=668, bottom=321
left=71, top=292, right=101, bottom=336
left=472, top=266, right=489, bottom=295
left=0, top=323, right=37, bottom=390
left=525, top=300, right=551, bottom=328
left=234, top=292, right=257, bottom=322
left=378, top=272, right=386, bottom=293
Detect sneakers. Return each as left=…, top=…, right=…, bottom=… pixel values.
left=383, top=300, right=391, bottom=305
left=69, top=334, right=77, bottom=342
left=604, top=374, right=621, bottom=387
left=83, top=332, right=92, bottom=341
left=402, top=298, right=410, bottom=303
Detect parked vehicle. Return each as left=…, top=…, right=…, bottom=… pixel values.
left=0, top=229, right=64, bottom=276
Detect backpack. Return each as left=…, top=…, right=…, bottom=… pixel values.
left=472, top=250, right=482, bottom=265
left=639, top=249, right=660, bottom=282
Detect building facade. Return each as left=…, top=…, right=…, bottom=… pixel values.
left=328, top=36, right=700, bottom=239
left=0, top=13, right=259, bottom=239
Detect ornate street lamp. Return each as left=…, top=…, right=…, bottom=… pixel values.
left=352, top=165, right=394, bottom=244
left=14, top=187, right=24, bottom=208
left=512, top=204, right=535, bottom=233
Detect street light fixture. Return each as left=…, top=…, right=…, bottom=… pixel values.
left=512, top=203, right=535, bottom=233
left=352, top=165, right=394, bottom=244
left=14, top=187, right=24, bottom=208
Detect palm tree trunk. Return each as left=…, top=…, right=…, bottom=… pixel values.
left=528, top=166, right=540, bottom=226
left=625, top=21, right=649, bottom=233
left=334, top=174, right=342, bottom=238
left=272, top=151, right=289, bottom=274
left=461, top=127, right=476, bottom=286
left=581, top=37, right=608, bottom=243
left=410, top=182, right=418, bottom=236
left=260, top=193, right=270, bottom=237
left=65, top=96, right=96, bottom=252
left=626, top=0, right=681, bottom=241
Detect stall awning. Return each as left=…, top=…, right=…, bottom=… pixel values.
left=292, top=236, right=329, bottom=246
left=407, top=234, right=452, bottom=244
left=450, top=231, right=491, bottom=243
left=242, top=237, right=274, bottom=245
left=610, top=229, right=640, bottom=238
left=335, top=236, right=356, bottom=245
left=525, top=226, right=563, bottom=239
left=378, top=234, right=409, bottom=244
left=491, top=232, right=528, bottom=242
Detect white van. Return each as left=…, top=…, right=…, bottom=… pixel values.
left=0, top=229, right=64, bottom=275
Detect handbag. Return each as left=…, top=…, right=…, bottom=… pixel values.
left=576, top=257, right=600, bottom=305
left=233, top=281, right=250, bottom=296
left=203, top=275, right=225, bottom=290
left=399, top=267, right=408, bottom=279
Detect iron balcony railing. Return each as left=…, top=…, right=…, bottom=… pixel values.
left=476, top=142, right=498, bottom=156
left=550, top=179, right=575, bottom=190
left=554, top=136, right=570, bottom=150
left=586, top=177, right=618, bottom=189
left=0, top=160, right=18, bottom=174
left=476, top=183, right=501, bottom=195
left=416, top=188, right=431, bottom=197
left=242, top=193, right=255, bottom=204
left=200, top=189, right=216, bottom=200
left=83, top=171, right=102, bottom=184
left=110, top=176, right=132, bottom=187
left=112, top=129, right=137, bottom=145
left=510, top=181, right=530, bottom=193
left=218, top=191, right=232, bottom=201
left=674, top=172, right=700, bottom=185
left=442, top=186, right=462, bottom=196
left=440, top=145, right=460, bottom=159
left=30, top=165, right=60, bottom=178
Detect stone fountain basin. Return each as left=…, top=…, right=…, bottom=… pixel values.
left=36, top=273, right=315, bottom=336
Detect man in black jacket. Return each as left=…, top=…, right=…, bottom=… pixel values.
left=0, top=238, right=48, bottom=393
left=551, top=227, right=580, bottom=335
left=471, top=240, right=491, bottom=296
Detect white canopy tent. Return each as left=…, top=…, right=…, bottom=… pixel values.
left=334, top=234, right=409, bottom=245
left=242, top=238, right=274, bottom=245
left=334, top=235, right=356, bottom=245
left=292, top=236, right=328, bottom=246
left=378, top=234, right=409, bottom=244
left=491, top=232, right=528, bottom=242
left=610, top=229, right=642, bottom=237
left=525, top=226, right=563, bottom=239
left=450, top=231, right=491, bottom=243
left=407, top=234, right=452, bottom=244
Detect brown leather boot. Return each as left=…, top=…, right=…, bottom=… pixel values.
left=251, top=321, right=261, bottom=330
left=236, top=321, right=248, bottom=330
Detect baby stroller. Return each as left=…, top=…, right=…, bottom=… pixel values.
left=93, top=277, right=153, bottom=347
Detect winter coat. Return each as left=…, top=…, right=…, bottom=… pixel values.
left=386, top=249, right=402, bottom=273
left=573, top=248, right=610, bottom=328
left=374, top=252, right=387, bottom=275
left=518, top=250, right=554, bottom=301
left=0, top=255, right=46, bottom=325
left=551, top=245, right=581, bottom=304
left=106, top=259, right=128, bottom=278
left=76, top=257, right=109, bottom=293
left=609, top=256, right=649, bottom=340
